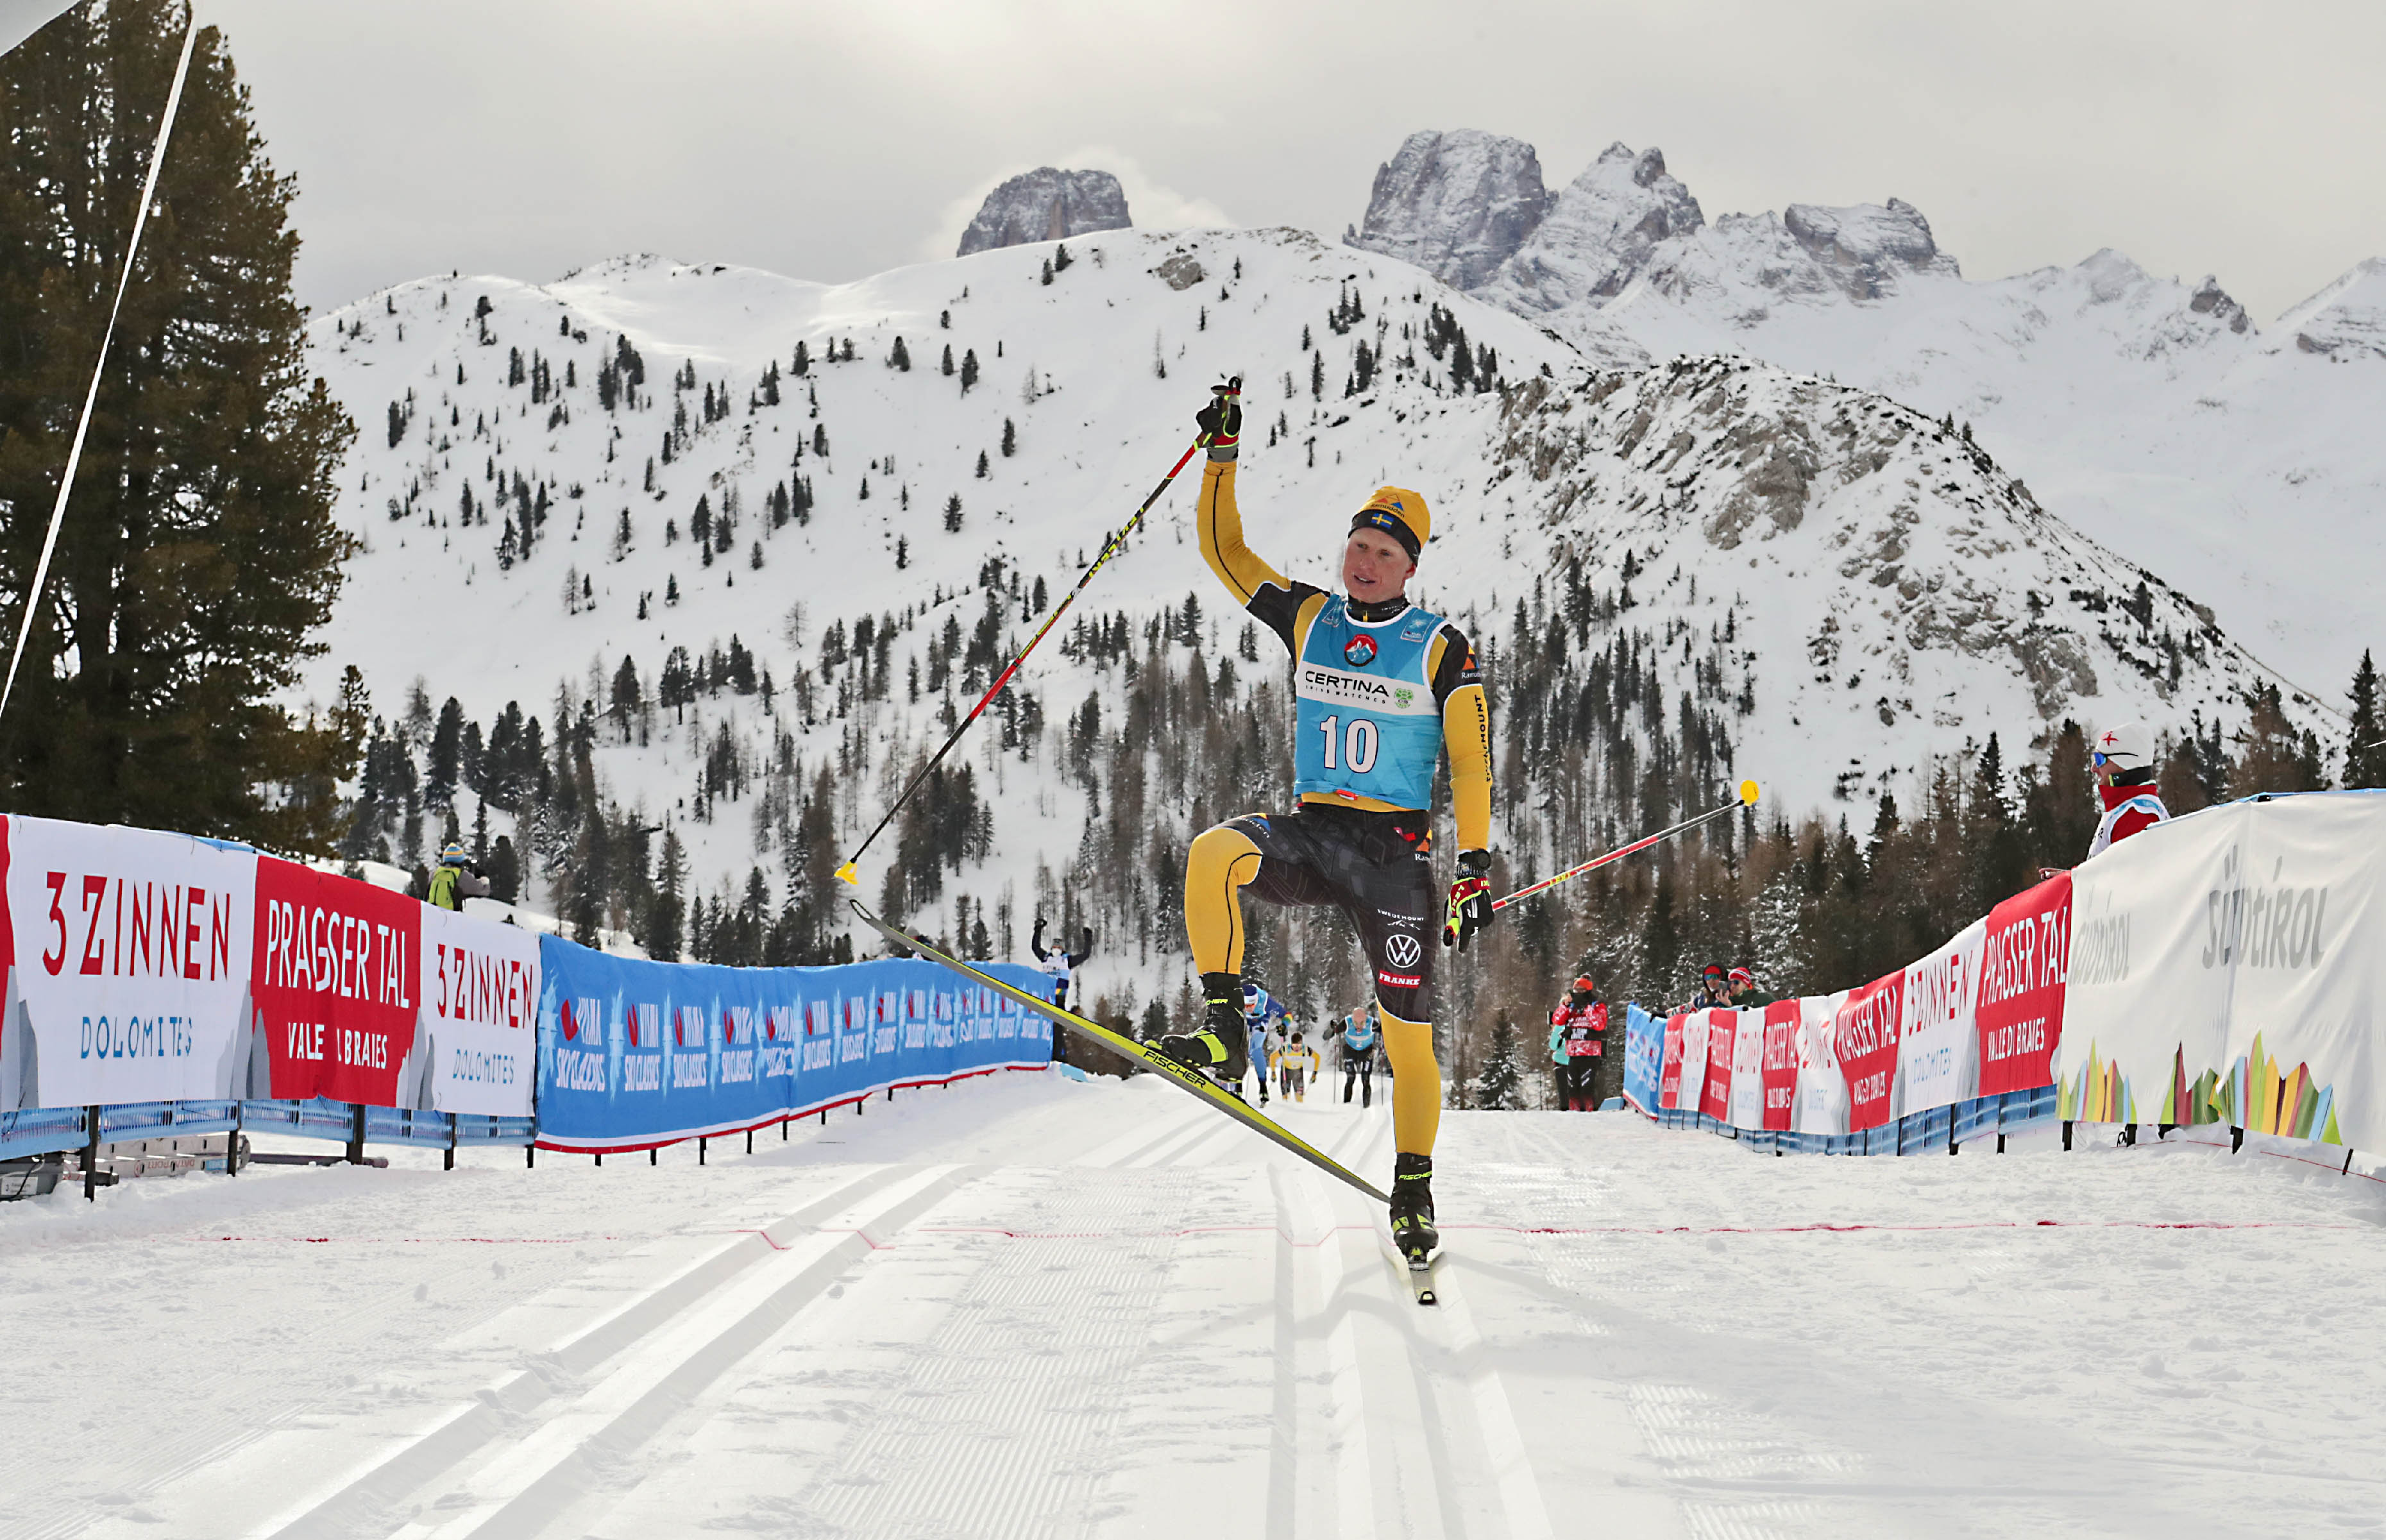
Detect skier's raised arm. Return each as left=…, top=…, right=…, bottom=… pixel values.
left=1030, top=915, right=1051, bottom=963
left=1067, top=926, right=1092, bottom=969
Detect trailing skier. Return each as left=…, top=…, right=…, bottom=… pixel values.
left=1157, top=378, right=1496, bottom=1268
left=1276, top=1031, right=1319, bottom=1103
left=1242, top=980, right=1290, bottom=1105
left=1031, top=917, right=1092, bottom=1065
left=1339, top=1003, right=1381, bottom=1107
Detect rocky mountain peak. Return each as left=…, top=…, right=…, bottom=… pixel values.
left=956, top=168, right=1130, bottom=257
left=1779, top=197, right=1959, bottom=299
left=2188, top=275, right=2252, bottom=334
left=1343, top=129, right=1550, bottom=290
left=1477, top=141, right=1704, bottom=314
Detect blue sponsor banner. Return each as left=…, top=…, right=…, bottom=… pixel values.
left=532, top=938, right=1053, bottom=1151
left=1622, top=1004, right=1663, bottom=1115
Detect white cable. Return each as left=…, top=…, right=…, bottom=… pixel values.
left=0, top=10, right=198, bottom=722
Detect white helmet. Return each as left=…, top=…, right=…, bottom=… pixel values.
left=2092, top=721, right=2153, bottom=772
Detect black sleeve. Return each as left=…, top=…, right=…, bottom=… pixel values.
left=1068, top=927, right=1092, bottom=967
left=1247, top=579, right=1324, bottom=655
left=1030, top=917, right=1049, bottom=963
left=1429, top=620, right=1483, bottom=709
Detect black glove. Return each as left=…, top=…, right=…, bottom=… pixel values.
left=1443, top=849, right=1493, bottom=951
left=1196, top=377, right=1242, bottom=459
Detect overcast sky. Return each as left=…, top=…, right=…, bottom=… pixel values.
left=198, top=0, right=2383, bottom=324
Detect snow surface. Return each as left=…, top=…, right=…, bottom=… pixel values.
left=8, top=1071, right=2385, bottom=1537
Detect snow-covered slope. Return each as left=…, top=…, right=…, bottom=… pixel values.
left=301, top=226, right=2317, bottom=941
left=13, top=1079, right=2386, bottom=1537
left=1347, top=133, right=2386, bottom=691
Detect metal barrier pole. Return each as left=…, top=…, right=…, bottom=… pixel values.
left=346, top=1103, right=366, bottom=1165
left=83, top=1104, right=101, bottom=1202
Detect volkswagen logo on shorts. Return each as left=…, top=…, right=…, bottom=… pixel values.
left=1343, top=634, right=1377, bottom=667
left=1384, top=933, right=1422, bottom=969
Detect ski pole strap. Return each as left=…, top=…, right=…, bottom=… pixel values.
left=838, top=433, right=1210, bottom=883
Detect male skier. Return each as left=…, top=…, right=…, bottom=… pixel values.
left=1340, top=1004, right=1381, bottom=1107
left=1157, top=378, right=1496, bottom=1267
left=1242, top=979, right=1290, bottom=1106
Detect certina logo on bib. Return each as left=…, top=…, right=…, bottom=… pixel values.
left=1383, top=933, right=1422, bottom=969
left=1343, top=634, right=1376, bottom=667
left=1296, top=663, right=1437, bottom=715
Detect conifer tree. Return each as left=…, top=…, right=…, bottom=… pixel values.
left=2347, top=650, right=2384, bottom=789
left=1001, top=418, right=1016, bottom=457
left=0, top=1, right=361, bottom=850
left=960, top=348, right=978, bottom=393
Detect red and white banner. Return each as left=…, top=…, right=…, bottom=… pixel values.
left=1697, top=1010, right=1734, bottom=1122
left=1659, top=1011, right=1688, bottom=1110
left=252, top=857, right=422, bottom=1106
left=1759, top=1000, right=1801, bottom=1131
left=1899, top=918, right=1985, bottom=1115
left=1834, top=972, right=1906, bottom=1131
left=416, top=902, right=540, bottom=1116
left=0, top=813, right=539, bottom=1117
left=1, top=815, right=257, bottom=1108
left=1977, top=874, right=2069, bottom=1096
left=1793, top=990, right=1850, bottom=1135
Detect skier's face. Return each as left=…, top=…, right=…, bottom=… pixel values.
left=1342, top=527, right=1416, bottom=604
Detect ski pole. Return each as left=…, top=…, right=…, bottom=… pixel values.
left=1490, top=779, right=1760, bottom=911
left=837, top=429, right=1212, bottom=887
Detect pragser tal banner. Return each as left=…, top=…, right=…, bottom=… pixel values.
left=251, top=856, right=423, bottom=1106
left=1, top=814, right=257, bottom=1109
left=534, top=938, right=1053, bottom=1150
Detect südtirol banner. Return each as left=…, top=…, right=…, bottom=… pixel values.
left=418, top=903, right=539, bottom=1116
left=1726, top=1008, right=1765, bottom=1130
left=1, top=814, right=256, bottom=1108
left=534, top=938, right=1052, bottom=1151
left=1976, top=873, right=2070, bottom=1097
left=251, top=857, right=421, bottom=1105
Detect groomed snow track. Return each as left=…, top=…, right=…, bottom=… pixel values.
left=8, top=1071, right=2384, bottom=1538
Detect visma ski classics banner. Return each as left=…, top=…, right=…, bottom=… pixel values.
left=1632, top=793, right=2386, bottom=1156
left=532, top=940, right=1053, bottom=1152
left=0, top=813, right=537, bottom=1119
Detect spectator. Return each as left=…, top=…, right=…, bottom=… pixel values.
left=2086, top=720, right=2171, bottom=859
left=1683, top=963, right=1729, bottom=1013
left=1547, top=976, right=1607, bottom=1110
left=426, top=841, right=489, bottom=911
left=1725, top=967, right=1764, bottom=1008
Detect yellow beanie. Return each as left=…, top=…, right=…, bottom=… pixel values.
left=1353, top=486, right=1431, bottom=558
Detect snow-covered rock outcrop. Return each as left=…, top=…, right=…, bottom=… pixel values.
left=1343, top=129, right=1550, bottom=291
left=956, top=168, right=1131, bottom=257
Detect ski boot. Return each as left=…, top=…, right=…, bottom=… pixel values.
left=1158, top=972, right=1249, bottom=1084
left=1389, top=1151, right=1439, bottom=1265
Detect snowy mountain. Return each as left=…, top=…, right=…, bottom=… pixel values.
left=1347, top=131, right=2386, bottom=690
left=300, top=224, right=2318, bottom=976
left=956, top=167, right=1131, bottom=257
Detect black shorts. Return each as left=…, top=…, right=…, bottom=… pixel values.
left=1224, top=804, right=1438, bottom=1020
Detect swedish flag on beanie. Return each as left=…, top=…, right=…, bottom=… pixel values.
left=1352, top=486, right=1430, bottom=559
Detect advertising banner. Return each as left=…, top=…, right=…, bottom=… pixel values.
left=1899, top=917, right=1985, bottom=1117
left=1726, top=1010, right=1765, bottom=1131
left=534, top=938, right=1051, bottom=1151
left=1759, top=999, right=1801, bottom=1131
left=1622, top=1004, right=1662, bottom=1114
left=1793, top=990, right=1850, bottom=1136
left=251, top=857, right=423, bottom=1106
left=418, top=903, right=541, bottom=1116
left=1977, top=874, right=2070, bottom=1097
left=1697, top=1010, right=1734, bottom=1122
left=2208, top=795, right=2386, bottom=1151
left=1659, top=1012, right=1687, bottom=1110
left=1834, top=972, right=1906, bottom=1131
left=1, top=814, right=257, bottom=1108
